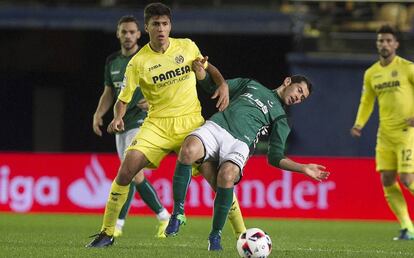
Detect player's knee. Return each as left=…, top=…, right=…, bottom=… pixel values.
left=179, top=138, right=203, bottom=164
left=380, top=171, right=397, bottom=187
left=399, top=174, right=414, bottom=188
left=217, top=164, right=239, bottom=185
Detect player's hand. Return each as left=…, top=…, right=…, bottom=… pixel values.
left=137, top=98, right=149, bottom=111
left=212, top=82, right=229, bottom=111
left=192, top=56, right=208, bottom=80
left=350, top=127, right=362, bottom=137
left=92, top=115, right=103, bottom=136
left=107, top=118, right=124, bottom=134
left=303, top=164, right=330, bottom=182
left=406, top=117, right=414, bottom=127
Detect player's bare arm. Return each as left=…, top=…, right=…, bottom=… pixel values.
left=93, top=86, right=114, bottom=136
left=206, top=63, right=229, bottom=111
left=107, top=99, right=127, bottom=134
left=279, top=158, right=330, bottom=182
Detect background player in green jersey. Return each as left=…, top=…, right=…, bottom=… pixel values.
left=92, top=15, right=169, bottom=239
left=351, top=25, right=414, bottom=240
left=166, top=58, right=330, bottom=251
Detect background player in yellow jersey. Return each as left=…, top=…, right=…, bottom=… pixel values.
left=86, top=3, right=245, bottom=248
left=351, top=25, right=414, bottom=240
left=92, top=15, right=170, bottom=239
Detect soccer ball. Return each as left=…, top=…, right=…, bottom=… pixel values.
left=236, top=228, right=272, bottom=258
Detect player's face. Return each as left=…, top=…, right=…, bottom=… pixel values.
left=283, top=81, right=309, bottom=106
left=145, top=15, right=171, bottom=46
left=376, top=33, right=398, bottom=59
left=117, top=22, right=140, bottom=50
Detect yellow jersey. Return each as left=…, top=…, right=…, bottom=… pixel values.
left=119, top=38, right=206, bottom=118
left=354, top=56, right=414, bottom=137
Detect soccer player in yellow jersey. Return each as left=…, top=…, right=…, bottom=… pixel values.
left=86, top=3, right=245, bottom=248
left=351, top=25, right=414, bottom=240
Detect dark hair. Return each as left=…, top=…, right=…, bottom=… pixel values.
left=291, top=75, right=313, bottom=95
left=144, top=3, right=172, bottom=25
left=377, top=24, right=398, bottom=40
left=117, top=15, right=139, bottom=29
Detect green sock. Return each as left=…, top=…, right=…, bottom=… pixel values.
left=136, top=177, right=164, bottom=214
left=172, top=161, right=192, bottom=215
left=118, top=182, right=135, bottom=220
left=210, top=187, right=234, bottom=237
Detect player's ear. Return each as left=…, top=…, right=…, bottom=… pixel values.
left=136, top=30, right=141, bottom=39
left=116, top=28, right=120, bottom=39
left=283, top=77, right=291, bottom=87
left=144, top=24, right=149, bottom=33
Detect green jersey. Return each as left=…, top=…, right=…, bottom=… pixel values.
left=104, top=50, right=146, bottom=131
left=199, top=74, right=290, bottom=167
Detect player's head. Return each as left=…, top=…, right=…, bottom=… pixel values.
left=376, top=24, right=399, bottom=59
left=144, top=3, right=172, bottom=46
left=277, top=75, right=312, bottom=106
left=116, top=15, right=141, bottom=51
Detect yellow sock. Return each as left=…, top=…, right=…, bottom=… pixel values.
left=227, top=192, right=247, bottom=239
left=384, top=183, right=414, bottom=232
left=101, top=181, right=130, bottom=235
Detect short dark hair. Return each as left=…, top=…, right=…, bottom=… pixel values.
left=291, top=75, right=313, bottom=95
left=117, top=15, right=139, bottom=30
left=144, top=2, right=172, bottom=25
left=377, top=24, right=398, bottom=40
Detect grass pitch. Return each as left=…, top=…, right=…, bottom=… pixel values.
left=1, top=213, right=413, bottom=257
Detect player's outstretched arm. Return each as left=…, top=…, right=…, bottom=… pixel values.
left=278, top=158, right=330, bottom=182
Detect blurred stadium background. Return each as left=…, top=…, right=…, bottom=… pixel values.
left=2, top=0, right=414, bottom=257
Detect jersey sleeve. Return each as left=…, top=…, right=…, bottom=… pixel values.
left=118, top=60, right=140, bottom=104
left=104, top=57, right=113, bottom=87
left=267, top=115, right=290, bottom=168
left=354, top=71, right=376, bottom=129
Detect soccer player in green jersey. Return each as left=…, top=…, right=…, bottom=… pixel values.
left=92, top=15, right=170, bottom=238
left=165, top=58, right=330, bottom=250
left=86, top=3, right=246, bottom=248
left=351, top=25, right=414, bottom=240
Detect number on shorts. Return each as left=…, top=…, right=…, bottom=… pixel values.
left=402, top=149, right=412, bottom=161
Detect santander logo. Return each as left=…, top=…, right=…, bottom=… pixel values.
left=67, top=155, right=112, bottom=208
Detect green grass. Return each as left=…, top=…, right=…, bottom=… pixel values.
left=1, top=213, right=414, bottom=257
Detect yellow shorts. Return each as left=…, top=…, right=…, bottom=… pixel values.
left=376, top=128, right=414, bottom=173
left=127, top=114, right=204, bottom=168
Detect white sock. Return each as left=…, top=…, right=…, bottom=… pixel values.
left=116, top=218, right=125, bottom=228
left=156, top=208, right=170, bottom=221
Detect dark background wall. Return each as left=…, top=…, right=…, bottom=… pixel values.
left=0, top=28, right=292, bottom=153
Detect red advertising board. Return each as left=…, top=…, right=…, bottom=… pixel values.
left=0, top=152, right=413, bottom=220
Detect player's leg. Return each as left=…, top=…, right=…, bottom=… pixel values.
left=208, top=161, right=239, bottom=251
left=393, top=141, right=414, bottom=240
left=86, top=150, right=149, bottom=247
left=378, top=141, right=414, bottom=240
left=133, top=172, right=170, bottom=238
left=114, top=129, right=138, bottom=238
left=199, top=161, right=246, bottom=239
left=164, top=135, right=205, bottom=236
left=208, top=135, right=249, bottom=251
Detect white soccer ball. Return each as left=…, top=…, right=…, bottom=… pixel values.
left=236, top=228, right=272, bottom=258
